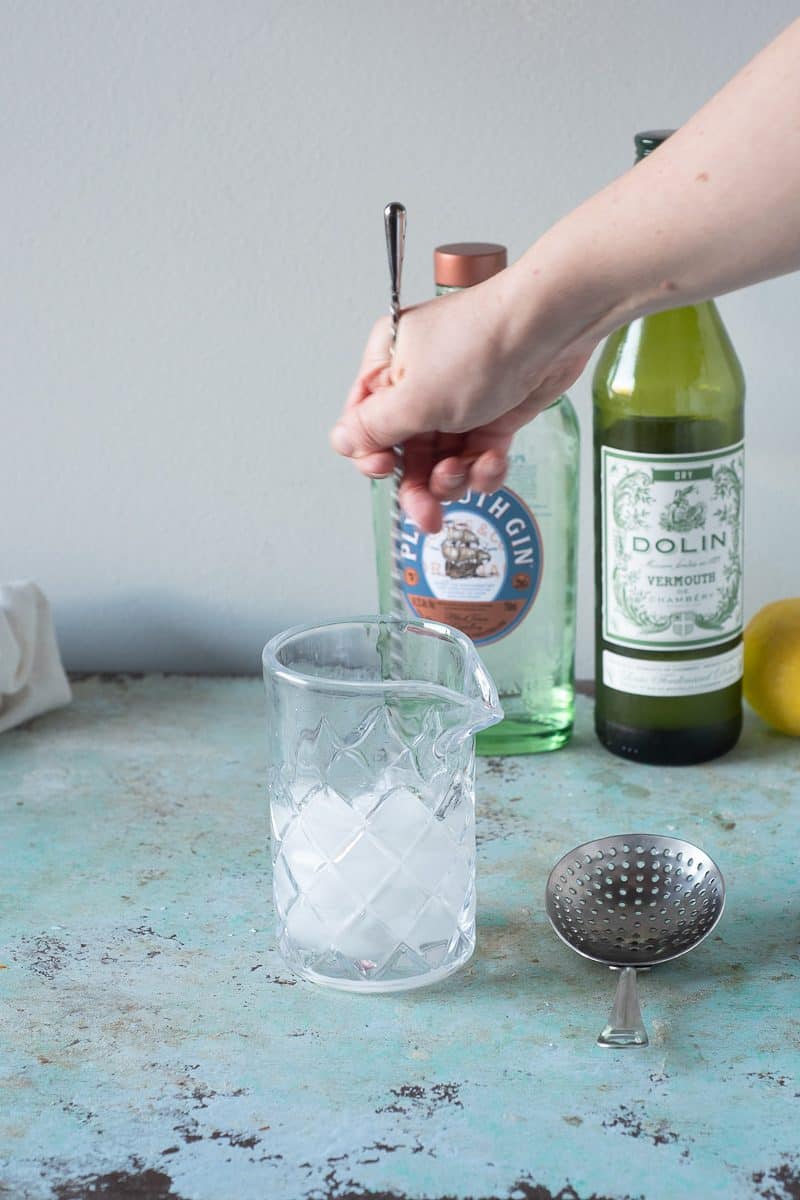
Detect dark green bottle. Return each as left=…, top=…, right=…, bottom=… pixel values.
left=592, top=130, right=745, bottom=765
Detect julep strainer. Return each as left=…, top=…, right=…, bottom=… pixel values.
left=545, top=834, right=725, bottom=1048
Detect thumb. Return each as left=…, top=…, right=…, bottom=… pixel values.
left=330, top=383, right=430, bottom=458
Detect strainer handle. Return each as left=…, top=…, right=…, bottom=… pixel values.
left=597, top=967, right=649, bottom=1049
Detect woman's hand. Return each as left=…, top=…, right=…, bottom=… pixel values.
left=331, top=18, right=800, bottom=534
left=331, top=271, right=595, bottom=532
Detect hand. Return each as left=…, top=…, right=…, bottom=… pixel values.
left=331, top=273, right=594, bottom=532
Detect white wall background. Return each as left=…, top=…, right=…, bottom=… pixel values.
left=3, top=0, right=799, bottom=675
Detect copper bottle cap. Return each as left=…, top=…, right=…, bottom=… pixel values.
left=434, top=242, right=507, bottom=288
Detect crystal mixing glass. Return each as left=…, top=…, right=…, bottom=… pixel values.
left=263, top=617, right=502, bottom=992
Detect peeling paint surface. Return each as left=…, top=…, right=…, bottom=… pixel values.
left=0, top=676, right=798, bottom=1200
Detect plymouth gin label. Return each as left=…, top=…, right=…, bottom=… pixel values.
left=399, top=487, right=543, bottom=646
left=601, top=441, right=744, bottom=695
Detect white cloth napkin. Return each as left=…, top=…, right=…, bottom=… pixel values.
left=0, top=581, right=71, bottom=733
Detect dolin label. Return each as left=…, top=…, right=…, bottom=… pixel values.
left=399, top=487, right=543, bottom=646
left=601, top=442, right=744, bottom=651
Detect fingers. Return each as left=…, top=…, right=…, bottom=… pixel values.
left=397, top=436, right=443, bottom=533
left=429, top=455, right=468, bottom=500
left=467, top=448, right=509, bottom=492
left=351, top=449, right=396, bottom=479
left=394, top=436, right=512, bottom=533
left=429, top=436, right=511, bottom=499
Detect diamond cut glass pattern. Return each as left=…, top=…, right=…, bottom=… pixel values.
left=263, top=618, right=502, bottom=992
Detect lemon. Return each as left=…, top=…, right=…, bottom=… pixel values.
left=743, top=599, right=800, bottom=735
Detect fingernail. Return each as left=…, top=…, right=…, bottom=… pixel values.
left=442, top=472, right=466, bottom=488
left=331, top=424, right=354, bottom=456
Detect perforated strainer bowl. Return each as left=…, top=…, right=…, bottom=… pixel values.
left=545, top=833, right=725, bottom=1048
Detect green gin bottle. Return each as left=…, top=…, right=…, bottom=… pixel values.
left=373, top=242, right=580, bottom=755
left=593, top=131, right=745, bottom=765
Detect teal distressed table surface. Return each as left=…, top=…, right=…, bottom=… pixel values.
left=1, top=676, right=799, bottom=1200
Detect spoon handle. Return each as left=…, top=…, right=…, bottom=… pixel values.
left=384, top=202, right=406, bottom=355
left=381, top=203, right=407, bottom=637
left=597, top=966, right=649, bottom=1049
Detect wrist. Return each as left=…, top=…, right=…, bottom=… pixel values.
left=509, top=226, right=638, bottom=373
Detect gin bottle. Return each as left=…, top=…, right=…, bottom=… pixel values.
left=593, top=132, right=745, bottom=765
left=373, top=242, right=579, bottom=755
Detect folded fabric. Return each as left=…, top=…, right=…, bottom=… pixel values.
left=0, top=581, right=72, bottom=733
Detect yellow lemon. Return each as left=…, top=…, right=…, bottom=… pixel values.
left=743, top=599, right=800, bottom=735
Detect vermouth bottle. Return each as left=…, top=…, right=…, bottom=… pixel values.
left=593, top=131, right=745, bottom=765
left=373, top=242, right=579, bottom=755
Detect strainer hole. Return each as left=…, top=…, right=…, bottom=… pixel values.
left=636, top=860, right=646, bottom=869
left=687, top=857, right=694, bottom=867
left=635, top=845, right=644, bottom=853
left=620, top=874, right=629, bottom=883
left=609, top=847, right=618, bottom=857
left=622, top=844, right=631, bottom=853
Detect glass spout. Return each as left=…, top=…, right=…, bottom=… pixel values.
left=429, top=640, right=503, bottom=754
left=462, top=645, right=504, bottom=736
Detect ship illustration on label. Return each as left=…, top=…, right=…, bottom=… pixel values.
left=399, top=487, right=543, bottom=646
left=441, top=521, right=494, bottom=578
